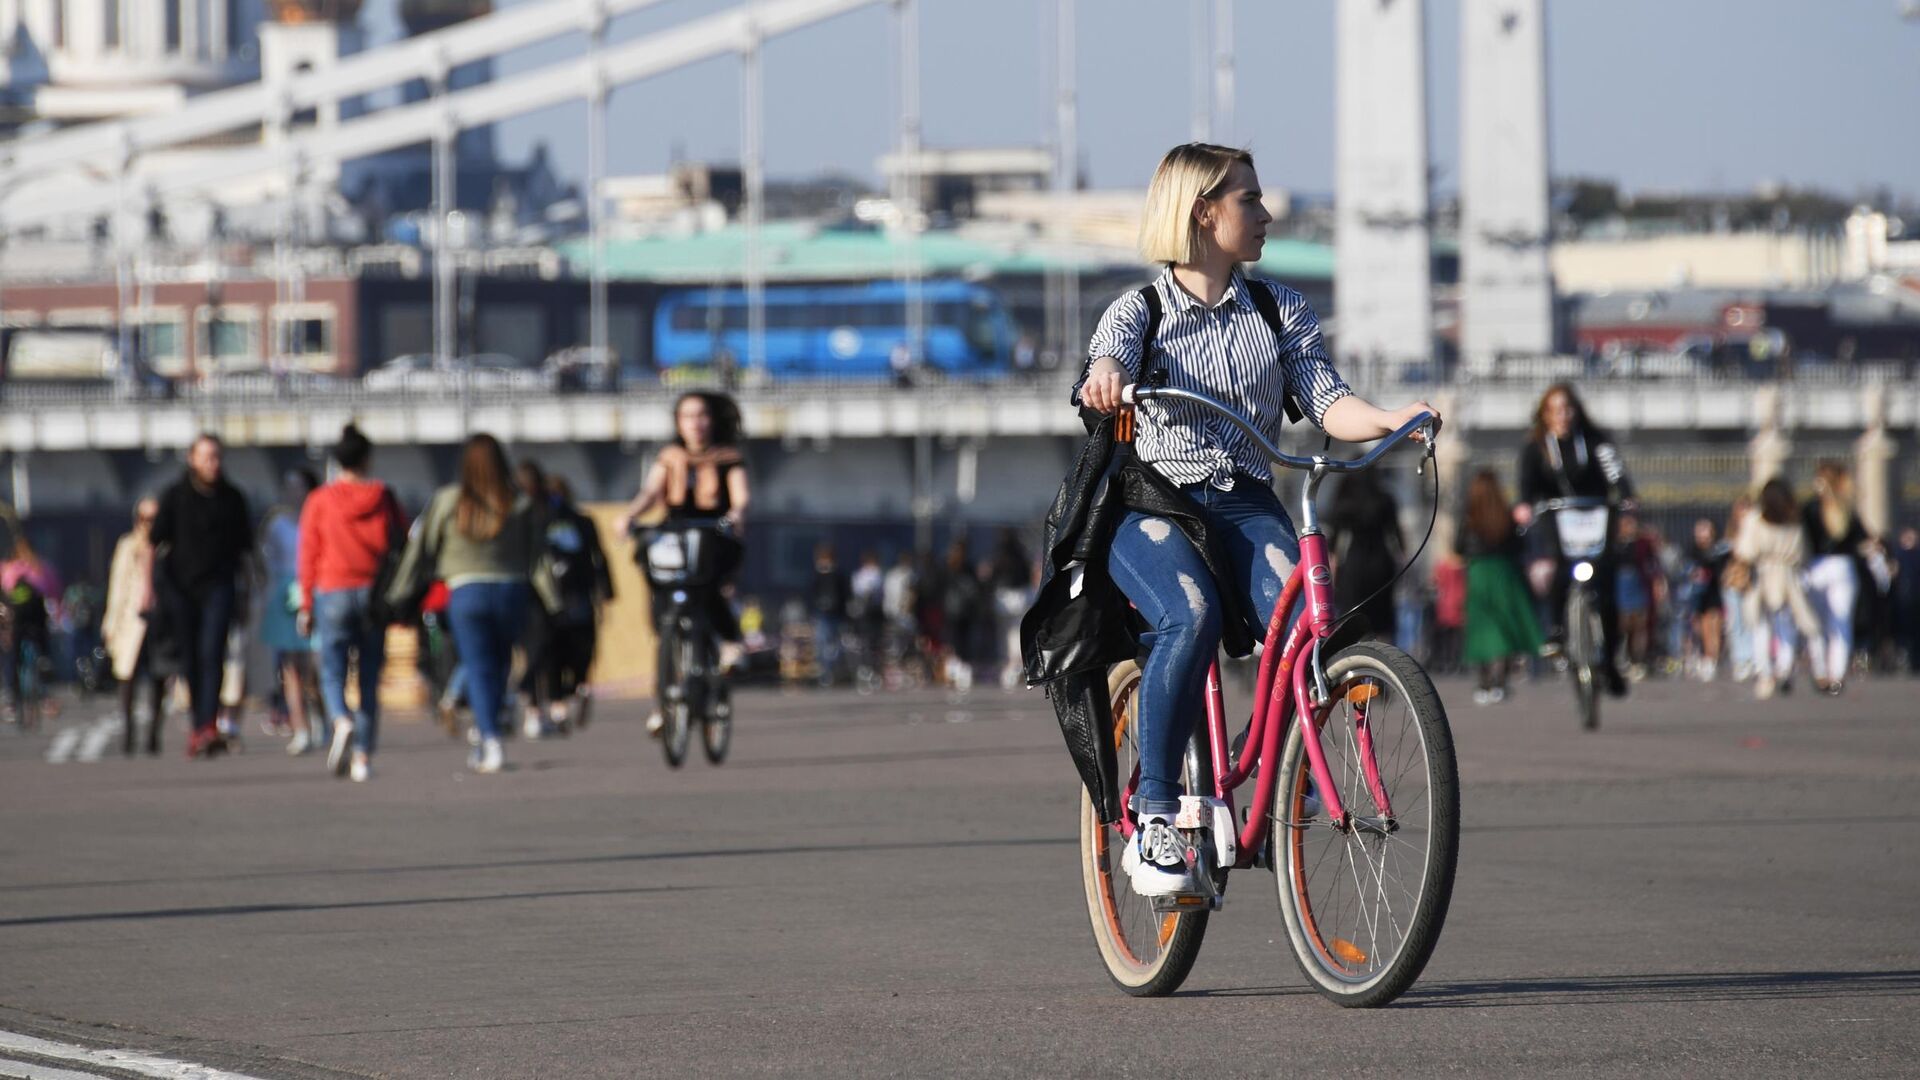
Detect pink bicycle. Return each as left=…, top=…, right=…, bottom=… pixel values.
left=1081, top=385, right=1458, bottom=1007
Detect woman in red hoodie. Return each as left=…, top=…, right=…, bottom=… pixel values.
left=298, top=424, right=406, bottom=782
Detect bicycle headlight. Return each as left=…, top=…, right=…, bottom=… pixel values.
left=1572, top=562, right=1595, bottom=583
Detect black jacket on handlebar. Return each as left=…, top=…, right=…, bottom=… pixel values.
left=1019, top=410, right=1258, bottom=823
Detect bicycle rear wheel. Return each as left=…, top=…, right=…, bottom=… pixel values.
left=1079, top=660, right=1208, bottom=997
left=1567, top=587, right=1602, bottom=731
left=701, top=662, right=733, bottom=765
left=1272, top=641, right=1458, bottom=1007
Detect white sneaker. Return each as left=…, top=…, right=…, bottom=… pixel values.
left=469, top=738, right=504, bottom=774
left=523, top=711, right=547, bottom=740
left=1755, top=675, right=1777, bottom=700
left=1487, top=686, right=1507, bottom=704
left=1472, top=688, right=1492, bottom=707
left=1698, top=659, right=1717, bottom=683
left=327, top=718, right=354, bottom=777
left=466, top=725, right=481, bottom=747
left=286, top=729, right=314, bottom=756
left=645, top=711, right=665, bottom=736
left=349, top=754, right=371, bottom=783
left=1121, top=817, right=1197, bottom=897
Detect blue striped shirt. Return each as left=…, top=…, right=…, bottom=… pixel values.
left=1081, top=268, right=1352, bottom=490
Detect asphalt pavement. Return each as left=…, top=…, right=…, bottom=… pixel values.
left=1, top=671, right=1916, bottom=1078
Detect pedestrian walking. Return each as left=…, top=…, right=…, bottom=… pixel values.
left=1735, top=478, right=1821, bottom=700
left=940, top=540, right=984, bottom=691
left=1802, top=462, right=1870, bottom=694
left=989, top=528, right=1033, bottom=690
left=1458, top=470, right=1542, bottom=705
left=299, top=424, right=406, bottom=782
left=1685, top=517, right=1731, bottom=681
left=1722, top=495, right=1757, bottom=681
left=103, top=498, right=168, bottom=754
left=534, top=474, right=614, bottom=732
left=387, top=433, right=551, bottom=774
left=1892, top=526, right=1920, bottom=674
left=1, top=536, right=62, bottom=725
left=150, top=434, right=255, bottom=758
left=809, top=544, right=850, bottom=685
left=262, top=469, right=322, bottom=752
left=1327, top=470, right=1404, bottom=641
left=515, top=460, right=564, bottom=740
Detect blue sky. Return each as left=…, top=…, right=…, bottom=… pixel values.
left=361, top=0, right=1920, bottom=201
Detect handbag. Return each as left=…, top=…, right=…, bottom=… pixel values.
left=371, top=488, right=431, bottom=625
left=1722, top=558, right=1753, bottom=593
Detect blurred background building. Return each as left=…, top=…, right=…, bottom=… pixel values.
left=0, top=0, right=1916, bottom=602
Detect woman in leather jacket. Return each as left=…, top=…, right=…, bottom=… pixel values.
left=1514, top=382, right=1634, bottom=697
left=1077, top=143, right=1439, bottom=898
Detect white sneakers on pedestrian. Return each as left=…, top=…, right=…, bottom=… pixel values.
left=523, top=710, right=550, bottom=740
left=469, top=738, right=505, bottom=774
left=645, top=711, right=665, bottom=736
left=1122, top=815, right=1197, bottom=897
left=349, top=753, right=371, bottom=783
left=286, top=728, right=315, bottom=756
left=327, top=718, right=354, bottom=777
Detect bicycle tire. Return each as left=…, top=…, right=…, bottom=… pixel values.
left=658, top=625, right=691, bottom=768
left=1567, top=587, right=1602, bottom=731
left=1079, top=660, right=1209, bottom=997
left=1272, top=641, right=1458, bottom=1008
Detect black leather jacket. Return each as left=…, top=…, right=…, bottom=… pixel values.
left=1020, top=412, right=1258, bottom=823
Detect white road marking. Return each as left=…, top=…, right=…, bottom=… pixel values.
left=75, top=719, right=118, bottom=763
left=0, top=1055, right=111, bottom=1079
left=42, top=729, right=80, bottom=765
left=0, top=1031, right=271, bottom=1080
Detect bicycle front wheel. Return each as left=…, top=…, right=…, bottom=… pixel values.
left=658, top=627, right=692, bottom=768
left=1272, top=641, right=1458, bottom=1008
left=1567, top=586, right=1603, bottom=731
left=1079, top=660, right=1209, bottom=997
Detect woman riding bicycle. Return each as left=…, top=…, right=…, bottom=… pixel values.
left=1078, top=143, right=1438, bottom=898
left=616, top=391, right=751, bottom=734
left=1514, top=383, right=1633, bottom=698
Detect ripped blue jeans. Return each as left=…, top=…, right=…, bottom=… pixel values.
left=1107, top=480, right=1300, bottom=816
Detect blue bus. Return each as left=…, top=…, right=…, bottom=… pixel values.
left=653, top=280, right=1016, bottom=377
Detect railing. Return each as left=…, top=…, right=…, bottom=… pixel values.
left=7, top=357, right=1920, bottom=412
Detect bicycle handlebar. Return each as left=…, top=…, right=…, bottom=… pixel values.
left=629, top=516, right=735, bottom=538
left=1118, top=384, right=1434, bottom=474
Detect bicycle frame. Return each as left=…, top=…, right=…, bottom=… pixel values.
left=1113, top=385, right=1432, bottom=869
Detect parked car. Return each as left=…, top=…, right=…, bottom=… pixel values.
left=544, top=346, right=619, bottom=392
left=363, top=353, right=550, bottom=394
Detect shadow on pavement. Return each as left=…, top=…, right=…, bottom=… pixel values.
left=1397, top=969, right=1920, bottom=1007
left=0, top=836, right=1076, bottom=896
left=0, top=884, right=710, bottom=928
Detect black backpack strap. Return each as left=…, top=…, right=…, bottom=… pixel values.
left=1136, top=283, right=1164, bottom=386
left=1247, top=279, right=1306, bottom=425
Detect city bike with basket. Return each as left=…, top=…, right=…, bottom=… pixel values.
left=1080, top=384, right=1458, bottom=1007
left=1524, top=497, right=1613, bottom=731
left=634, top=516, right=735, bottom=767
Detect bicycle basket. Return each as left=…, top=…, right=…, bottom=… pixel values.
left=643, top=527, right=716, bottom=587
left=1555, top=507, right=1610, bottom=560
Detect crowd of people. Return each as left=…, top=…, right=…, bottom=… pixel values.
left=0, top=423, right=619, bottom=776
left=797, top=528, right=1036, bottom=694
left=1417, top=385, right=1920, bottom=705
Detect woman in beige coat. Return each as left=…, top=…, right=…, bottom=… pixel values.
left=1734, top=478, right=1821, bottom=700
left=102, top=498, right=166, bottom=755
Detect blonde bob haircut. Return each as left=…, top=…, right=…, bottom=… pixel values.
left=1137, top=142, right=1255, bottom=266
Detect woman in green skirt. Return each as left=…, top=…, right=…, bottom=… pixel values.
left=1457, top=470, right=1543, bottom=704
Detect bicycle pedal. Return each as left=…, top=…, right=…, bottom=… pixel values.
left=1150, top=893, right=1221, bottom=913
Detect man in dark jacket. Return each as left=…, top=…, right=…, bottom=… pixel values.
left=150, top=433, right=255, bottom=758
left=810, top=544, right=850, bottom=684
left=541, top=475, right=615, bottom=731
